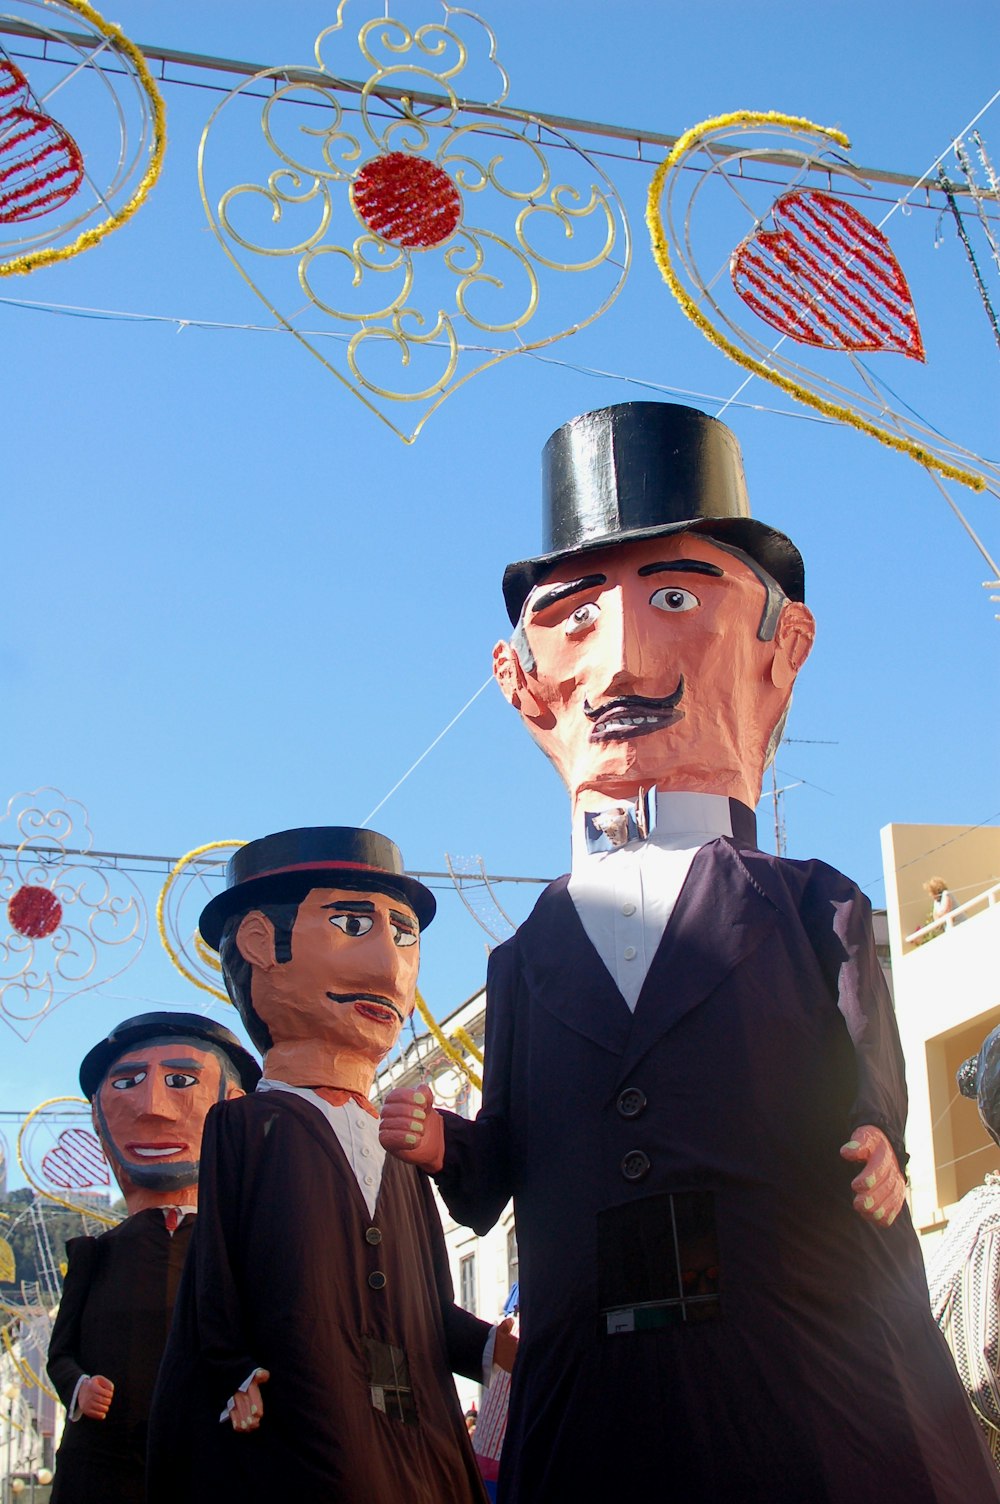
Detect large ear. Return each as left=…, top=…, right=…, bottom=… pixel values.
left=770, top=601, right=816, bottom=692
left=235, top=910, right=278, bottom=971
left=492, top=639, right=547, bottom=720
left=224, top=1082, right=246, bottom=1102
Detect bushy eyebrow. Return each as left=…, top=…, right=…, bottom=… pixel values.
left=389, top=909, right=416, bottom=930
left=529, top=574, right=607, bottom=615
left=321, top=900, right=376, bottom=913
left=109, top=1059, right=148, bottom=1073
left=637, top=559, right=725, bottom=578
left=159, top=1058, right=205, bottom=1071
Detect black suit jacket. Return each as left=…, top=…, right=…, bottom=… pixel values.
left=437, top=836, right=1000, bottom=1504
left=47, top=1210, right=193, bottom=1504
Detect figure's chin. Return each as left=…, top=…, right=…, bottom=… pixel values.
left=114, top=1157, right=200, bottom=1192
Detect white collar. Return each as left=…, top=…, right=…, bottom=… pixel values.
left=572, top=789, right=735, bottom=863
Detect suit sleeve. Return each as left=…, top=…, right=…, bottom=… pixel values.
left=804, top=873, right=908, bottom=1168
left=181, top=1101, right=265, bottom=1412
left=435, top=939, right=520, bottom=1236
left=46, top=1236, right=100, bottom=1407
left=418, top=1174, right=494, bottom=1382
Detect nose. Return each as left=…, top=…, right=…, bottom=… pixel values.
left=135, top=1072, right=175, bottom=1121
left=343, top=926, right=410, bottom=996
left=587, top=585, right=657, bottom=699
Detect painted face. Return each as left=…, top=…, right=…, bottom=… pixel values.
left=494, top=533, right=815, bottom=808
left=245, top=886, right=420, bottom=1073
left=94, top=1042, right=231, bottom=1194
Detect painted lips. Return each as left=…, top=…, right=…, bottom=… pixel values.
left=327, top=992, right=404, bottom=1025
left=584, top=678, right=685, bottom=742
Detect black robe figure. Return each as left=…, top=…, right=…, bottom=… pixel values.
left=46, top=1012, right=259, bottom=1504
left=150, top=1089, right=489, bottom=1502
left=48, top=1213, right=193, bottom=1504
left=380, top=404, right=1000, bottom=1503
left=147, top=827, right=500, bottom=1504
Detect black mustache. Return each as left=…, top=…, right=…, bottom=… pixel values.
left=583, top=678, right=685, bottom=720
left=326, top=992, right=404, bottom=1023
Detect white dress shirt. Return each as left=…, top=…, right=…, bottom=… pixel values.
left=568, top=790, right=736, bottom=1011
left=258, top=1078, right=384, bottom=1217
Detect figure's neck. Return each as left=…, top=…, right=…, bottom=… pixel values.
left=121, top=1185, right=198, bottom=1216
left=263, top=1040, right=378, bottom=1096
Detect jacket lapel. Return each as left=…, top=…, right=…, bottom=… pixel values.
left=615, top=838, right=780, bottom=1082
left=517, top=877, right=635, bottom=1055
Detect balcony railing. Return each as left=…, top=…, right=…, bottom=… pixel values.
left=904, top=879, right=1000, bottom=945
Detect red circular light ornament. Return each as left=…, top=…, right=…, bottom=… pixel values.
left=8, top=884, right=63, bottom=938
left=352, top=151, right=461, bottom=249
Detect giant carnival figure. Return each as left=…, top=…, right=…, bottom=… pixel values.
left=47, top=1011, right=260, bottom=1504
left=381, top=402, right=1000, bottom=1503
left=148, top=826, right=513, bottom=1503
left=929, top=1025, right=1000, bottom=1468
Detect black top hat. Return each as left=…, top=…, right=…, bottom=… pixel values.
left=198, top=826, right=436, bottom=951
left=502, top=402, right=805, bottom=624
left=79, top=1011, right=261, bottom=1099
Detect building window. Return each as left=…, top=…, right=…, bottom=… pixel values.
left=455, top=1082, right=472, bottom=1119
left=459, top=1251, right=477, bottom=1314
left=506, top=1225, right=519, bottom=1293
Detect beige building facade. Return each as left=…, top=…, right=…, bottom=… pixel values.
left=880, top=821, right=1000, bottom=1254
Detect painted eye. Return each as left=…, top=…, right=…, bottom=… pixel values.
left=110, top=1071, right=146, bottom=1090
left=164, top=1073, right=198, bottom=1089
left=392, top=924, right=418, bottom=949
left=564, top=601, right=600, bottom=637
left=329, top=914, right=374, bottom=937
left=650, top=586, right=699, bottom=613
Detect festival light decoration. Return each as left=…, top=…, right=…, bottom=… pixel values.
left=0, top=0, right=165, bottom=275
left=198, top=0, right=630, bottom=442
left=157, top=839, right=247, bottom=1006
left=17, top=1096, right=117, bottom=1225
left=646, top=110, right=1000, bottom=496
left=0, top=789, right=146, bottom=1041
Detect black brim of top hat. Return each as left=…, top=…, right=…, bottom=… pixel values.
left=198, top=826, right=436, bottom=951
left=502, top=401, right=805, bottom=624
left=80, top=1011, right=261, bottom=1099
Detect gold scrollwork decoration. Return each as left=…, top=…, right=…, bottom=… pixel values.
left=199, top=0, right=630, bottom=442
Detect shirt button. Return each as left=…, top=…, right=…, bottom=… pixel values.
left=364, top=1174, right=375, bottom=1186
left=361, top=1147, right=371, bottom=1157
left=365, top=1227, right=382, bottom=1245
left=617, top=1088, right=647, bottom=1120
left=622, top=902, right=636, bottom=916
left=621, top=1149, right=651, bottom=1182
left=368, top=1271, right=387, bottom=1290
left=623, top=945, right=637, bottom=961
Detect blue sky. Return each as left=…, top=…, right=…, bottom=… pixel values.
left=1, top=0, right=998, bottom=1185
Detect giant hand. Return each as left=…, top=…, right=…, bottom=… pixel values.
left=840, top=1125, right=906, bottom=1229
left=229, top=1368, right=270, bottom=1434
left=379, top=1086, right=445, bottom=1174
left=78, top=1374, right=114, bottom=1420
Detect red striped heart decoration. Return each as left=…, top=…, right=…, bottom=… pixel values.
left=42, top=1127, right=110, bottom=1190
left=0, top=56, right=85, bottom=223
left=731, top=189, right=925, bottom=361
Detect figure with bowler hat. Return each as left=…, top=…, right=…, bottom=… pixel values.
left=148, top=827, right=510, bottom=1504
left=47, top=1011, right=260, bottom=1504
left=381, top=404, right=1000, bottom=1503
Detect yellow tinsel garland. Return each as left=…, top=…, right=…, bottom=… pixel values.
left=156, top=840, right=246, bottom=1005
left=645, top=109, right=986, bottom=494
left=2, top=1324, right=59, bottom=1401
left=0, top=0, right=167, bottom=277
left=413, top=989, right=483, bottom=1092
